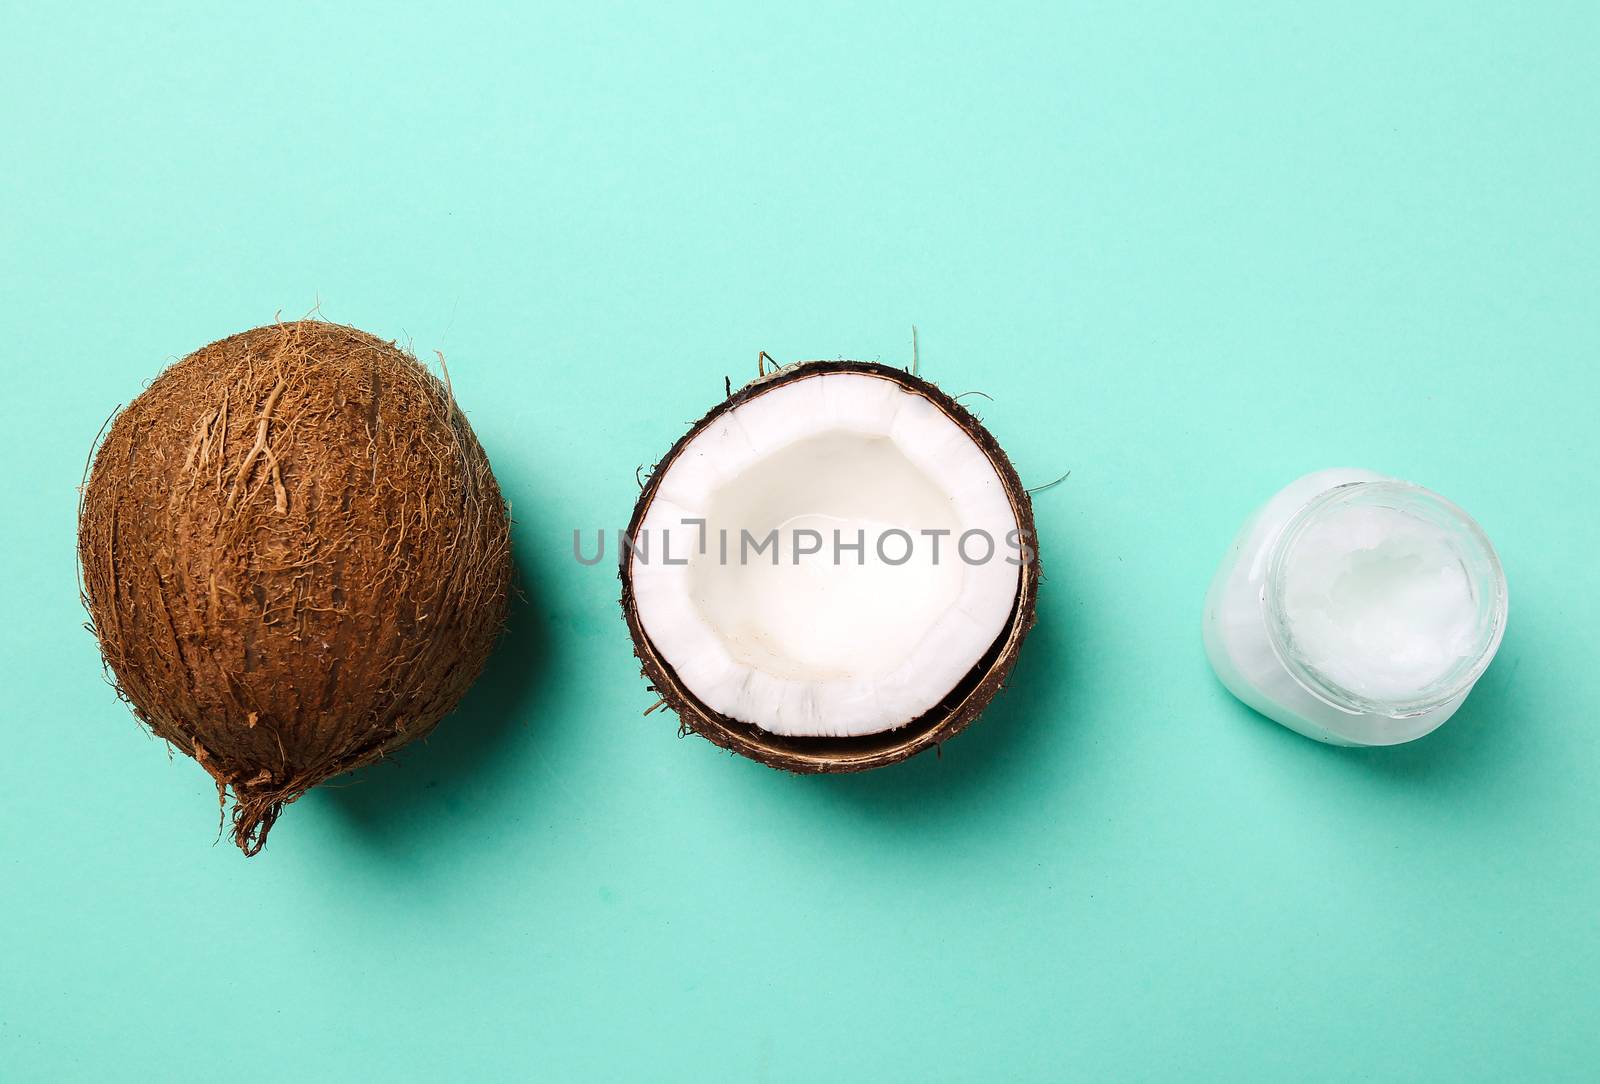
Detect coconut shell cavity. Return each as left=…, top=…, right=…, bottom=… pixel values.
left=78, top=321, right=513, bottom=854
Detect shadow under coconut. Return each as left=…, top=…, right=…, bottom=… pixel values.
left=311, top=539, right=550, bottom=851
left=785, top=598, right=1086, bottom=827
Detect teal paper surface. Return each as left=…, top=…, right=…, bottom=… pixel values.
left=3, top=4, right=1598, bottom=1081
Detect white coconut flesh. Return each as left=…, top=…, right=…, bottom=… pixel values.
left=631, top=371, right=1022, bottom=738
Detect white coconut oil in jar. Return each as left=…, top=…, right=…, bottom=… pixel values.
left=1203, top=469, right=1508, bottom=746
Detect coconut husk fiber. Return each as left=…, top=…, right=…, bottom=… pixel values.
left=77, top=320, right=512, bottom=854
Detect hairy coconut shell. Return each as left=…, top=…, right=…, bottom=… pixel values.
left=620, top=360, right=1039, bottom=772
left=78, top=321, right=512, bottom=854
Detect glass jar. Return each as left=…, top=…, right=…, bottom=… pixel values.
left=1202, top=469, right=1509, bottom=746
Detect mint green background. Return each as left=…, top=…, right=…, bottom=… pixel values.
left=4, top=4, right=1598, bottom=1081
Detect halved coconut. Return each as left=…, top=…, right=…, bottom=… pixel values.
left=621, top=360, right=1039, bottom=771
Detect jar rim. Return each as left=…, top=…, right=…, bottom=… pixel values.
left=1262, top=480, right=1509, bottom=719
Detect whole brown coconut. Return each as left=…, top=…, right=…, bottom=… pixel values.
left=78, top=321, right=512, bottom=854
